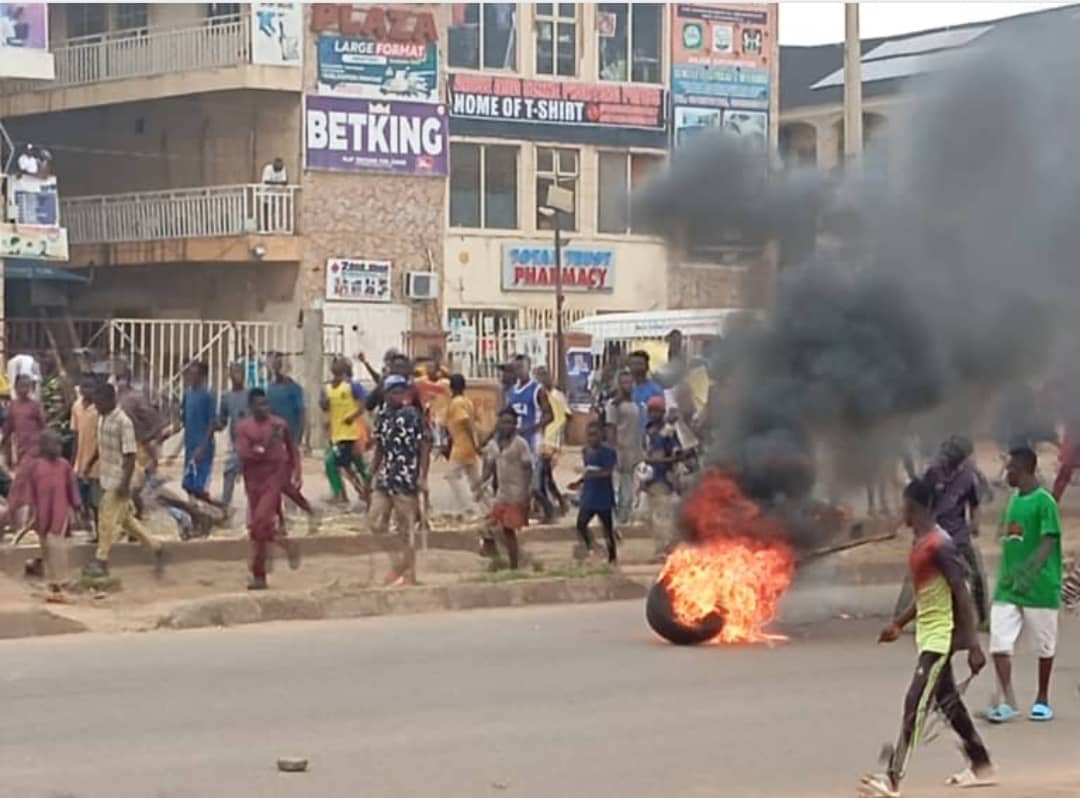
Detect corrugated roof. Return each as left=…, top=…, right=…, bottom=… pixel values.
left=781, top=3, right=1080, bottom=111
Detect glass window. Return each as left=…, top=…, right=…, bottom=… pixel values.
left=598, top=152, right=663, bottom=234
left=536, top=146, right=578, bottom=231
left=599, top=3, right=661, bottom=83
left=484, top=145, right=518, bottom=229
left=66, top=3, right=107, bottom=38
left=598, top=152, right=628, bottom=234
left=450, top=143, right=519, bottom=229
left=450, top=143, right=482, bottom=228
left=449, top=3, right=517, bottom=70
left=536, top=4, right=576, bottom=77
left=115, top=3, right=148, bottom=36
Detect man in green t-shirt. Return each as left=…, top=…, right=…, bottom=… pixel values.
left=986, top=446, right=1063, bottom=724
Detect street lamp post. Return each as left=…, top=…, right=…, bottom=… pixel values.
left=540, top=184, right=574, bottom=393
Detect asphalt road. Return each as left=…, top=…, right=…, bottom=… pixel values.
left=1, top=603, right=1078, bottom=798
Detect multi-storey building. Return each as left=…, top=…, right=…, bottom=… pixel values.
left=2, top=3, right=779, bottom=375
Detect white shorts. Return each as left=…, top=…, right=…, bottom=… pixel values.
left=989, top=602, right=1058, bottom=658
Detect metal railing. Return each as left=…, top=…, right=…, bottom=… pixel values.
left=61, top=184, right=298, bottom=244
left=2, top=15, right=249, bottom=92
left=4, top=316, right=303, bottom=413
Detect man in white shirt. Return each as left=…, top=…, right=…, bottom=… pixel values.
left=261, top=157, right=287, bottom=185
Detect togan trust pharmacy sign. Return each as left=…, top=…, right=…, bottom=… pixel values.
left=501, top=243, right=614, bottom=293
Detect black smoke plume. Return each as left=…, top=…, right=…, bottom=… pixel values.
left=635, top=13, right=1080, bottom=523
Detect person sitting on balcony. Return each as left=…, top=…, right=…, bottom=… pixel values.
left=14, top=144, right=51, bottom=179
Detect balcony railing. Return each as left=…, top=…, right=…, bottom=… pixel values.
left=3, top=15, right=248, bottom=92
left=61, top=184, right=298, bottom=245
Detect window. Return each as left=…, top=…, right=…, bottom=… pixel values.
left=535, top=147, right=578, bottom=231
left=597, top=151, right=663, bottom=234
left=114, top=4, right=148, bottom=35
left=449, top=3, right=517, bottom=70
left=535, top=4, right=577, bottom=77
left=207, top=3, right=241, bottom=18
left=66, top=4, right=106, bottom=39
left=450, top=143, right=519, bottom=229
left=598, top=4, right=662, bottom=83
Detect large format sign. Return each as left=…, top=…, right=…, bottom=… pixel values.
left=449, top=74, right=665, bottom=130
left=325, top=257, right=391, bottom=302
left=501, top=243, right=614, bottom=293
left=317, top=33, right=437, bottom=101
left=304, top=94, right=447, bottom=176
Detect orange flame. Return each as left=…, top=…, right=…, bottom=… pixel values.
left=658, top=470, right=796, bottom=644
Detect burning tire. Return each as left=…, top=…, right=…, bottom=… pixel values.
left=645, top=580, right=724, bottom=645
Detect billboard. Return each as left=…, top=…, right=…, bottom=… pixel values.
left=251, top=2, right=302, bottom=66
left=0, top=223, right=68, bottom=260
left=7, top=175, right=59, bottom=226
left=325, top=257, right=391, bottom=302
left=671, top=4, right=776, bottom=149
left=304, top=94, right=447, bottom=176
left=317, top=33, right=437, bottom=102
left=0, top=3, right=54, bottom=79
left=449, top=73, right=665, bottom=130
left=501, top=243, right=614, bottom=293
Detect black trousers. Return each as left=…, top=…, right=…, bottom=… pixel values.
left=576, top=508, right=616, bottom=563
left=887, top=651, right=991, bottom=789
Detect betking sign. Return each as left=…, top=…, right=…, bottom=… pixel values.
left=304, top=94, right=448, bottom=176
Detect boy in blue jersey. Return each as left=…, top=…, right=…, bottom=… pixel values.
left=508, top=355, right=555, bottom=521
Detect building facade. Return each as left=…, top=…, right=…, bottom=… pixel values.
left=2, top=2, right=780, bottom=372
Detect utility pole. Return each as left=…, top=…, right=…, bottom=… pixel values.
left=541, top=184, right=573, bottom=393
left=843, top=2, right=863, bottom=165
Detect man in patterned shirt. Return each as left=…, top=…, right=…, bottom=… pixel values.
left=83, top=382, right=165, bottom=578
left=369, top=375, right=429, bottom=586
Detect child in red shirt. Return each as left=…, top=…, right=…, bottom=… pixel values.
left=27, top=430, right=81, bottom=597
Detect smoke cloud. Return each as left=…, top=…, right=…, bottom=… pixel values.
left=635, top=14, right=1080, bottom=520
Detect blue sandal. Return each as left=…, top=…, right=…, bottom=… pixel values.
left=1029, top=702, right=1054, bottom=721
left=986, top=704, right=1018, bottom=723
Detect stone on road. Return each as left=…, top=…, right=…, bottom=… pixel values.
left=0, top=603, right=1077, bottom=798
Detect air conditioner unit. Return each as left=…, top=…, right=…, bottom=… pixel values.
left=406, top=271, right=438, bottom=300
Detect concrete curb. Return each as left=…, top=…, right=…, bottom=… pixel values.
left=0, top=607, right=88, bottom=640
left=156, top=574, right=649, bottom=631
left=0, top=523, right=654, bottom=579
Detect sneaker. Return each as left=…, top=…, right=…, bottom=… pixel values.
left=247, top=577, right=268, bottom=591
left=859, top=773, right=901, bottom=798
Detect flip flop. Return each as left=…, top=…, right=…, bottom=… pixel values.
left=986, top=704, right=1018, bottom=724
left=1029, top=702, right=1054, bottom=721
left=946, top=766, right=998, bottom=788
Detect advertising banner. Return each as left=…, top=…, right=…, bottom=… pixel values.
left=449, top=73, right=665, bottom=130
left=671, top=4, right=774, bottom=148
left=566, top=347, right=594, bottom=411
left=317, top=33, right=438, bottom=102
left=0, top=223, right=69, bottom=260
left=672, top=61, right=769, bottom=110
left=501, top=243, right=614, bottom=293
left=305, top=94, right=448, bottom=176
left=7, top=176, right=59, bottom=227
left=251, top=2, right=302, bottom=66
left=671, top=4, right=773, bottom=73
left=0, top=2, right=46, bottom=48
left=325, top=258, right=391, bottom=302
